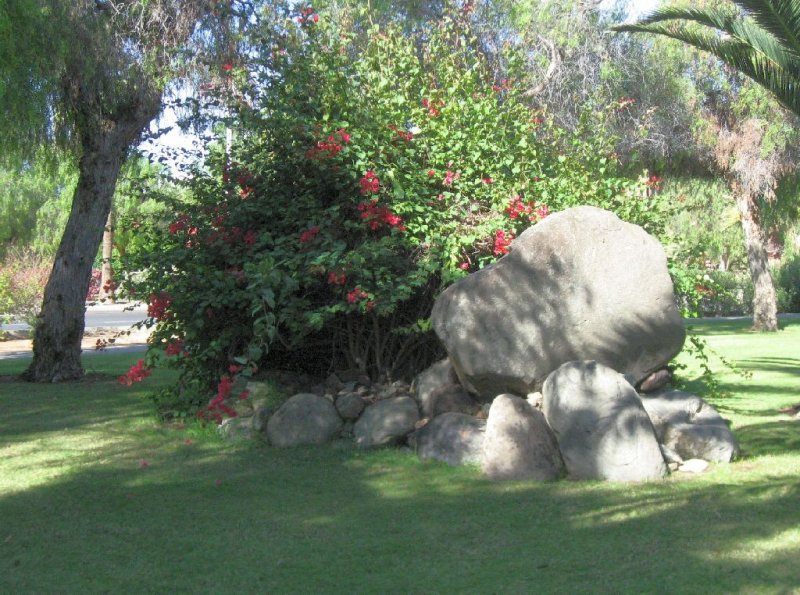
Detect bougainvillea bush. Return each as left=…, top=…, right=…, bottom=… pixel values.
left=121, top=5, right=666, bottom=419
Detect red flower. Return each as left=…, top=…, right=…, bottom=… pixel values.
left=243, top=230, right=257, bottom=245
left=169, top=214, right=190, bottom=235
left=359, top=170, right=380, bottom=195
left=535, top=204, right=550, bottom=219
left=337, top=128, right=351, bottom=144
left=222, top=63, right=233, bottom=72
left=347, top=287, right=369, bottom=304
left=443, top=170, right=459, bottom=187
left=481, top=177, right=494, bottom=185
left=147, top=292, right=172, bottom=320
left=504, top=195, right=532, bottom=220
left=117, top=359, right=152, bottom=386
left=165, top=339, right=184, bottom=356
left=493, top=229, right=514, bottom=256
left=327, top=271, right=347, bottom=285
left=299, top=226, right=320, bottom=243
left=458, top=261, right=470, bottom=271
left=427, top=170, right=436, bottom=177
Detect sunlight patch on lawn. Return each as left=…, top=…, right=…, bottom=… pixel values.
left=706, top=527, right=800, bottom=563
left=0, top=431, right=121, bottom=494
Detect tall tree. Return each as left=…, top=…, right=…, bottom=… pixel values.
left=0, top=1, right=207, bottom=380
left=614, top=0, right=800, bottom=331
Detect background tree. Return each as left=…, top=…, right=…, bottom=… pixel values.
left=615, top=0, right=800, bottom=330
left=0, top=0, right=207, bottom=381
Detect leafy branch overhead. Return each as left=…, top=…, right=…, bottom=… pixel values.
left=613, top=0, right=800, bottom=118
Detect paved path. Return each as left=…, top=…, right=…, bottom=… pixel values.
left=0, top=302, right=150, bottom=361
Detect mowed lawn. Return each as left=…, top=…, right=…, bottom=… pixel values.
left=0, top=318, right=798, bottom=593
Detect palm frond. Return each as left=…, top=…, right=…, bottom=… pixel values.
left=612, top=1, right=800, bottom=118
left=733, top=0, right=800, bottom=59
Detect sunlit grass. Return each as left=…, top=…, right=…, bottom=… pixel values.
left=0, top=320, right=798, bottom=592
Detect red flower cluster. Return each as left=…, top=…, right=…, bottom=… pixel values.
left=299, top=226, right=320, bottom=243
left=347, top=287, right=369, bottom=304
left=388, top=124, right=413, bottom=142
left=117, top=359, right=152, bottom=386
left=422, top=98, right=444, bottom=117
left=504, top=195, right=532, bottom=220
left=359, top=170, right=380, bottom=195
left=306, top=128, right=350, bottom=159
left=147, top=292, right=172, bottom=320
left=222, top=62, right=233, bottom=72
left=645, top=175, right=662, bottom=191
left=458, top=261, right=470, bottom=271
left=296, top=6, right=319, bottom=25
left=481, top=176, right=494, bottom=185
left=327, top=271, right=347, bottom=285
left=493, top=229, right=514, bottom=256
left=357, top=200, right=406, bottom=231
left=443, top=170, right=460, bottom=187
left=504, top=195, right=549, bottom=222
left=165, top=339, right=184, bottom=356
left=243, top=229, right=258, bottom=246
left=169, top=214, right=191, bottom=235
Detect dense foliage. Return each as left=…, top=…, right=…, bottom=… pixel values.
left=120, top=6, right=668, bottom=419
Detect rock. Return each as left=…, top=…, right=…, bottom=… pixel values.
left=266, top=393, right=343, bottom=448
left=246, top=380, right=276, bottom=401
left=413, top=412, right=486, bottom=466
left=526, top=392, right=543, bottom=409
left=431, top=206, right=685, bottom=398
left=431, top=385, right=479, bottom=417
left=354, top=396, right=420, bottom=448
left=414, top=359, right=460, bottom=417
left=678, top=459, right=709, bottom=473
left=251, top=399, right=280, bottom=433
left=639, top=389, right=739, bottom=462
left=542, top=361, right=667, bottom=481
left=481, top=394, right=564, bottom=481
left=659, top=443, right=683, bottom=465
left=335, top=392, right=366, bottom=420
left=638, top=368, right=672, bottom=393
left=218, top=417, right=257, bottom=441
left=326, top=373, right=344, bottom=393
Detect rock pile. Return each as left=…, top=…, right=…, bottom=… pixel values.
left=220, top=206, right=739, bottom=482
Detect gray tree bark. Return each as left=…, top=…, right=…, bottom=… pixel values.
left=733, top=188, right=778, bottom=332
left=23, top=97, right=160, bottom=382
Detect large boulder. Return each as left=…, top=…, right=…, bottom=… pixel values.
left=412, top=413, right=486, bottom=466
left=431, top=206, right=685, bottom=398
left=266, top=393, right=343, bottom=447
left=542, top=361, right=667, bottom=481
left=639, top=389, right=739, bottom=462
left=481, top=394, right=564, bottom=481
left=354, top=396, right=420, bottom=448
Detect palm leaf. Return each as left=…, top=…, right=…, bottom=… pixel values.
left=613, top=1, right=800, bottom=118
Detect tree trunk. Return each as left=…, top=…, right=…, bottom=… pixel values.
left=733, top=189, right=779, bottom=332
left=99, top=209, right=115, bottom=302
left=23, top=135, right=128, bottom=381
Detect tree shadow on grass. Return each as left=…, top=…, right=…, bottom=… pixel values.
left=736, top=419, right=800, bottom=457
left=1, top=423, right=799, bottom=592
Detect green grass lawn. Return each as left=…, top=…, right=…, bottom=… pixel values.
left=1, top=319, right=798, bottom=593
